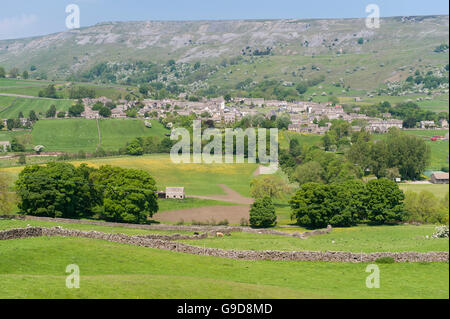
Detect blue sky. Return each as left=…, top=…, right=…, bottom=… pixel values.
left=0, top=0, right=448, bottom=40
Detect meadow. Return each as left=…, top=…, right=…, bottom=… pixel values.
left=182, top=224, right=449, bottom=253
left=0, top=96, right=73, bottom=119
left=29, top=118, right=168, bottom=153
left=67, top=155, right=259, bottom=196
left=0, top=154, right=259, bottom=197
left=0, top=231, right=447, bottom=299
left=0, top=79, right=50, bottom=87
left=399, top=183, right=449, bottom=199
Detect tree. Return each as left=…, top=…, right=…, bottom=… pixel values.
left=0, top=66, right=5, bottom=78
left=0, top=173, right=16, bottom=214
left=250, top=175, right=289, bottom=199
left=290, top=183, right=330, bottom=228
left=38, top=84, right=58, bottom=98
left=126, top=139, right=144, bottom=156
left=293, top=161, right=324, bottom=185
left=296, top=82, right=308, bottom=95
left=275, top=115, right=291, bottom=130
left=90, top=165, right=158, bottom=224
left=366, top=178, right=405, bottom=223
left=17, top=154, right=26, bottom=165
left=57, top=111, right=66, bottom=118
left=328, top=96, right=339, bottom=105
left=68, top=101, right=85, bottom=117
left=404, top=191, right=448, bottom=224
left=10, top=138, right=25, bottom=152
left=249, top=196, right=277, bottom=228
left=384, top=130, right=430, bottom=180
left=29, top=110, right=38, bottom=122
left=357, top=38, right=364, bottom=45
left=46, top=105, right=57, bottom=118
left=15, top=163, right=99, bottom=218
left=6, top=119, right=14, bottom=131
left=99, top=106, right=112, bottom=118
left=22, top=71, right=29, bottom=79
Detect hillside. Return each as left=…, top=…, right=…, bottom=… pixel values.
left=0, top=16, right=448, bottom=91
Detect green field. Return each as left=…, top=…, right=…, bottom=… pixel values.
left=0, top=79, right=49, bottom=87
left=400, top=183, right=449, bottom=199
left=98, top=119, right=168, bottom=150
left=0, top=96, right=73, bottom=119
left=158, top=198, right=238, bottom=212
left=68, top=155, right=258, bottom=196
left=31, top=119, right=99, bottom=152
left=0, top=235, right=447, bottom=299
left=29, top=119, right=168, bottom=153
left=0, top=154, right=259, bottom=197
left=182, top=224, right=449, bottom=253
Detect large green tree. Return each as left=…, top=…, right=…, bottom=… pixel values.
left=15, top=163, right=98, bottom=218
left=90, top=165, right=158, bottom=224
left=365, top=178, right=405, bottom=223
left=249, top=196, right=277, bottom=228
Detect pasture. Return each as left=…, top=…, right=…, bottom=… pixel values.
left=68, top=154, right=258, bottom=197
left=182, top=224, right=449, bottom=253
left=400, top=183, right=449, bottom=199
left=29, top=119, right=168, bottom=153
left=0, top=222, right=447, bottom=299
left=0, top=154, right=259, bottom=197
left=0, top=96, right=73, bottom=119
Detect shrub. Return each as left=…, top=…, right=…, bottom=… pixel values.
left=249, top=196, right=277, bottom=228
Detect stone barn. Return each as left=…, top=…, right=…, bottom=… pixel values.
left=431, top=172, right=449, bottom=184
left=165, top=187, right=185, bottom=199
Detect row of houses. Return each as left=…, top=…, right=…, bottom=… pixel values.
left=67, top=96, right=445, bottom=135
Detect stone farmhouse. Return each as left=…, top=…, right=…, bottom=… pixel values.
left=165, top=187, right=185, bottom=199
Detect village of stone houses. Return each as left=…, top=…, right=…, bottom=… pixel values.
left=0, top=4, right=448, bottom=301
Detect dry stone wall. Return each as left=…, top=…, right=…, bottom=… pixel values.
left=0, top=215, right=331, bottom=239
left=0, top=227, right=448, bottom=263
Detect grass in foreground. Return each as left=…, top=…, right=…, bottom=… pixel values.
left=181, top=224, right=449, bottom=253
left=0, top=236, right=448, bottom=299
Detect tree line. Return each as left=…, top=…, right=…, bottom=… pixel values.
left=15, top=162, right=158, bottom=224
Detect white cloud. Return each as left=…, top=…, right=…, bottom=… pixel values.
left=0, top=14, right=38, bottom=40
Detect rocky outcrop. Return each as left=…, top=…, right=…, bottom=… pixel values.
left=0, top=227, right=448, bottom=263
